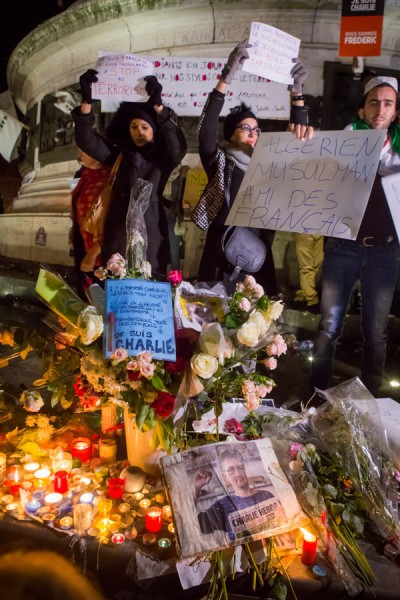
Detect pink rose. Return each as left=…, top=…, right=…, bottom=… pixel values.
left=223, top=418, right=243, bottom=435
left=264, top=357, right=277, bottom=370
left=126, top=360, right=139, bottom=371
left=274, top=334, right=287, bottom=356
left=256, top=384, right=269, bottom=398
left=112, top=348, right=128, bottom=362
left=137, top=351, right=153, bottom=365
left=168, top=270, right=183, bottom=286
left=140, top=362, right=156, bottom=379
left=242, top=380, right=256, bottom=395
left=289, top=442, right=303, bottom=459
left=93, top=266, right=108, bottom=280
left=245, top=392, right=260, bottom=411
left=238, top=297, right=251, bottom=312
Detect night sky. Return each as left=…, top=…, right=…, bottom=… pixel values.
left=1, top=1, right=76, bottom=93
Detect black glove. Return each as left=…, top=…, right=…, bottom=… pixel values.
left=79, top=69, right=98, bottom=104
left=221, top=39, right=251, bottom=84
left=144, top=75, right=163, bottom=106
left=289, top=59, right=308, bottom=94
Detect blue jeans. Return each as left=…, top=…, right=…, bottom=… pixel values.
left=311, top=238, right=400, bottom=394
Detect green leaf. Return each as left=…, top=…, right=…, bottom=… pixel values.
left=224, top=314, right=239, bottom=329
left=322, top=484, right=338, bottom=499
left=136, top=403, right=150, bottom=430
left=151, top=375, right=165, bottom=391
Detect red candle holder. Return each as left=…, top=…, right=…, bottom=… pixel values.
left=9, top=481, right=22, bottom=497
left=71, top=437, right=91, bottom=463
left=145, top=506, right=162, bottom=533
left=54, top=470, right=69, bottom=494
left=301, top=529, right=317, bottom=565
left=108, top=477, right=125, bottom=500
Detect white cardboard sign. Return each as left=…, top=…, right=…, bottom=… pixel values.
left=381, top=171, right=400, bottom=243
left=244, top=22, right=300, bottom=85
left=91, top=51, right=290, bottom=117
left=225, top=129, right=386, bottom=240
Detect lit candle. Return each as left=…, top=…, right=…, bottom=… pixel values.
left=71, top=438, right=91, bottom=463
left=51, top=451, right=73, bottom=474
left=9, top=480, right=22, bottom=497
left=158, top=538, right=171, bottom=550
left=108, top=477, right=125, bottom=500
left=45, top=492, right=63, bottom=509
left=24, top=461, right=40, bottom=473
left=97, top=497, right=113, bottom=516
left=142, top=533, right=156, bottom=546
left=118, top=503, right=131, bottom=514
left=59, top=516, right=73, bottom=530
left=42, top=513, right=56, bottom=526
left=134, top=492, right=144, bottom=502
left=34, top=468, right=51, bottom=490
left=167, top=523, right=175, bottom=534
left=1, top=494, right=14, bottom=505
left=5, top=502, right=19, bottom=512
left=139, top=498, right=151, bottom=509
left=145, top=506, right=163, bottom=533
left=111, top=533, right=125, bottom=544
left=161, top=505, right=172, bottom=521
left=80, top=492, right=94, bottom=504
left=154, top=493, right=165, bottom=505
left=99, top=436, right=117, bottom=464
left=301, top=528, right=318, bottom=565
left=26, top=499, right=41, bottom=513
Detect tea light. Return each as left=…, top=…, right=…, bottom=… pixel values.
left=301, top=529, right=318, bottom=566
left=45, top=492, right=63, bottom=509
left=59, top=516, right=73, bottom=530
left=161, top=505, right=172, bottom=520
left=5, top=502, right=19, bottom=512
left=52, top=451, right=73, bottom=474
left=42, top=513, right=56, bottom=525
left=158, top=538, right=171, bottom=549
left=109, top=514, right=122, bottom=526
left=118, top=503, right=131, bottom=514
left=139, top=498, right=151, bottom=509
left=154, top=493, right=165, bottom=505
left=34, top=468, right=51, bottom=489
left=71, top=438, right=91, bottom=463
left=37, top=506, right=49, bottom=517
left=88, top=527, right=100, bottom=538
left=80, top=492, right=94, bottom=504
left=2, top=494, right=14, bottom=505
left=125, top=526, right=137, bottom=540
left=133, top=492, right=144, bottom=502
left=26, top=499, right=41, bottom=513
left=145, top=506, right=162, bottom=533
left=167, top=523, right=175, bottom=534
left=112, top=533, right=125, bottom=544
left=142, top=533, right=156, bottom=546
left=99, top=436, right=117, bottom=464
left=24, top=461, right=40, bottom=473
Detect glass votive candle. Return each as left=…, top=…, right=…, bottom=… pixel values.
left=97, top=497, right=113, bottom=516
left=125, top=525, right=138, bottom=540
left=52, top=451, right=73, bottom=474
left=23, top=461, right=40, bottom=474
left=73, top=502, right=92, bottom=533
left=71, top=438, right=91, bottom=464
left=145, top=506, right=163, bottom=533
left=99, top=436, right=117, bottom=465
left=54, top=470, right=69, bottom=494
left=118, top=503, right=131, bottom=514
left=158, top=538, right=172, bottom=550
left=34, top=468, right=51, bottom=490
left=161, top=505, right=172, bottom=521
left=42, top=513, right=56, bottom=526
left=142, top=532, right=156, bottom=546
left=59, top=516, right=73, bottom=530
left=26, top=499, right=41, bottom=513
left=134, top=492, right=144, bottom=502
left=108, top=477, right=125, bottom=500
left=111, top=533, right=125, bottom=544
left=139, top=498, right=151, bottom=509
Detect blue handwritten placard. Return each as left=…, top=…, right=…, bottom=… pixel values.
left=103, top=279, right=176, bottom=361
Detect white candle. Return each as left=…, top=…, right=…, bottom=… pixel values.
left=44, top=492, right=63, bottom=508
left=24, top=461, right=40, bottom=473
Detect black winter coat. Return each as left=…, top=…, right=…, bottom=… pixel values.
left=72, top=107, right=187, bottom=277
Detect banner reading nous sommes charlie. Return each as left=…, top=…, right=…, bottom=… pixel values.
left=225, top=130, right=386, bottom=240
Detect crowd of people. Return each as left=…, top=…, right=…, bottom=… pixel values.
left=70, top=42, right=400, bottom=397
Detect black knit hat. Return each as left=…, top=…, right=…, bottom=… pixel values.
left=105, top=101, right=158, bottom=143
left=223, top=102, right=257, bottom=142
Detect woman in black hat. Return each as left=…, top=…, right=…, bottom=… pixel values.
left=192, top=41, right=312, bottom=295
left=72, top=72, right=187, bottom=278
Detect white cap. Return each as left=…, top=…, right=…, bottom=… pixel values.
left=363, top=76, right=398, bottom=96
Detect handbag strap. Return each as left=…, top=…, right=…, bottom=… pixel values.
left=109, top=152, right=123, bottom=185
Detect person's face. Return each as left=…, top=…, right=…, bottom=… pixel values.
left=359, top=86, right=399, bottom=130
left=77, top=149, right=101, bottom=169
left=129, top=118, right=154, bottom=146
left=222, top=458, right=249, bottom=492
left=229, top=118, right=260, bottom=151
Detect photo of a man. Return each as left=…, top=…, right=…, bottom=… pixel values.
left=194, top=447, right=280, bottom=541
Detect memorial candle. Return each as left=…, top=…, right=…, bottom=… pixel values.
left=54, top=470, right=69, bottom=494
left=145, top=506, right=162, bottom=533
left=71, top=438, right=91, bottom=463
left=301, top=529, right=317, bottom=565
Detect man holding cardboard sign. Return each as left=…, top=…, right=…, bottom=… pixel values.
left=311, top=76, right=400, bottom=395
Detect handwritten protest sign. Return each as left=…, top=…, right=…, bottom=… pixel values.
left=382, top=172, right=400, bottom=243
left=244, top=22, right=300, bottom=85
left=103, top=279, right=176, bottom=361
left=93, top=52, right=289, bottom=117
left=182, top=168, right=208, bottom=208
left=92, top=53, right=154, bottom=110
left=225, top=130, right=386, bottom=240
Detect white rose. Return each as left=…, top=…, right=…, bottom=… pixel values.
left=199, top=323, right=225, bottom=363
left=248, top=310, right=269, bottom=336
left=223, top=336, right=235, bottom=360
left=237, top=321, right=260, bottom=347
left=266, top=300, right=284, bottom=320
left=191, top=353, right=219, bottom=379
left=77, top=306, right=103, bottom=345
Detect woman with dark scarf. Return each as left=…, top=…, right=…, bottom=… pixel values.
left=192, top=40, right=312, bottom=295
left=72, top=71, right=187, bottom=278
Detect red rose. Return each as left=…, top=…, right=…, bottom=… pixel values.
left=167, top=270, right=183, bottom=286
left=223, top=418, right=243, bottom=435
left=127, top=370, right=141, bottom=381
left=151, top=392, right=175, bottom=418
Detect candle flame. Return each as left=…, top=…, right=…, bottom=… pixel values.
left=300, top=527, right=317, bottom=542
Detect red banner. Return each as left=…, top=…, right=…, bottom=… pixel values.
left=339, top=0, right=385, bottom=57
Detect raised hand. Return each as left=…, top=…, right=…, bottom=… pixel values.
left=79, top=69, right=98, bottom=104
left=290, top=59, right=309, bottom=94
left=144, top=75, right=163, bottom=106
left=221, top=39, right=251, bottom=84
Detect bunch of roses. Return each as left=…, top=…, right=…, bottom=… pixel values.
left=241, top=379, right=274, bottom=411
left=264, top=334, right=288, bottom=370
left=94, top=252, right=152, bottom=281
